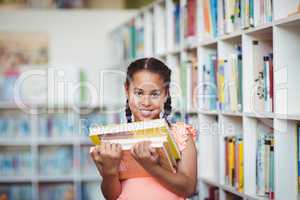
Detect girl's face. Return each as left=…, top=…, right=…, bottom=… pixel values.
left=125, top=70, right=168, bottom=122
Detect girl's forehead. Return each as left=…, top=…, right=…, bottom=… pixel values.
left=130, top=70, right=165, bottom=89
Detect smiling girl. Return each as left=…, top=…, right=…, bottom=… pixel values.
left=90, top=57, right=197, bottom=200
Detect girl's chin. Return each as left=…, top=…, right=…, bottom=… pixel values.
left=135, top=113, right=160, bottom=121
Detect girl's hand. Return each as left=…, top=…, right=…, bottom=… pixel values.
left=89, top=143, right=122, bottom=177
left=131, top=141, right=160, bottom=172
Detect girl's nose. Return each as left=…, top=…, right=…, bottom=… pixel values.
left=141, top=95, right=151, bottom=107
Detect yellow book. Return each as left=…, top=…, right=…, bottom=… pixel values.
left=237, top=138, right=244, bottom=192
left=89, top=119, right=181, bottom=160
left=88, top=119, right=181, bottom=180
left=228, top=138, right=235, bottom=186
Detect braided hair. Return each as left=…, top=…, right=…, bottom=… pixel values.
left=125, top=57, right=172, bottom=123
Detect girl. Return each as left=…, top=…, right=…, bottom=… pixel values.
left=90, top=57, right=197, bottom=200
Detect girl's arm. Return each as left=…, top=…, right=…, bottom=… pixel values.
left=131, top=136, right=197, bottom=198
left=90, top=144, right=123, bottom=200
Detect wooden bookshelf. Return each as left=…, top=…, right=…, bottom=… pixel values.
left=111, top=0, right=300, bottom=200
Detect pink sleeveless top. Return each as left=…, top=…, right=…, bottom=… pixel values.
left=117, top=122, right=197, bottom=200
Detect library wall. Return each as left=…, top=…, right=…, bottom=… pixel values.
left=0, top=9, right=136, bottom=107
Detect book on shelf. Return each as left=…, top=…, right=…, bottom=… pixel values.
left=218, top=0, right=242, bottom=35
left=39, top=183, right=74, bottom=200
left=81, top=146, right=97, bottom=175
left=173, top=0, right=181, bottom=47
left=89, top=119, right=181, bottom=180
left=224, top=135, right=243, bottom=192
left=38, top=113, right=78, bottom=138
left=154, top=2, right=167, bottom=55
left=39, top=146, right=73, bottom=176
left=218, top=45, right=243, bottom=112
left=297, top=123, right=300, bottom=193
left=135, top=15, right=145, bottom=58
left=0, top=184, right=32, bottom=200
left=81, top=182, right=104, bottom=200
left=200, top=53, right=218, bottom=111
left=200, top=0, right=218, bottom=39
left=183, top=0, right=197, bottom=44
left=0, top=147, right=32, bottom=176
left=256, top=131, right=274, bottom=199
left=182, top=50, right=198, bottom=111
left=252, top=40, right=273, bottom=113
left=204, top=185, right=219, bottom=200
left=0, top=115, right=31, bottom=138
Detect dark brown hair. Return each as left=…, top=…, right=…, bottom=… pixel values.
left=125, top=57, right=172, bottom=122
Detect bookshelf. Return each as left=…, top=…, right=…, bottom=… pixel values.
left=0, top=105, right=122, bottom=200
left=111, top=0, right=300, bottom=199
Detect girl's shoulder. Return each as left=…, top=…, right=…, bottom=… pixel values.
left=170, top=121, right=197, bottom=151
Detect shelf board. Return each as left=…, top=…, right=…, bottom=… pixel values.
left=0, top=138, right=32, bottom=146
left=274, top=13, right=300, bottom=26
left=273, top=113, right=300, bottom=121
left=0, top=176, right=33, bottom=183
left=220, top=111, right=243, bottom=117
left=243, top=112, right=275, bottom=119
left=244, top=22, right=273, bottom=35
left=199, top=177, right=267, bottom=200
left=199, top=38, right=218, bottom=47
left=37, top=175, right=74, bottom=182
left=220, top=184, right=244, bottom=198
left=199, top=176, right=220, bottom=187
left=218, top=31, right=242, bottom=41
left=37, top=138, right=76, bottom=145
left=198, top=110, right=219, bottom=116
left=79, top=175, right=102, bottom=182
left=79, top=138, right=92, bottom=145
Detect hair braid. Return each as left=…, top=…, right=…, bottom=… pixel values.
left=163, top=96, right=172, bottom=119
left=125, top=99, right=132, bottom=123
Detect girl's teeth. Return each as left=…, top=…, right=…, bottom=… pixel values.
left=140, top=110, right=152, bottom=117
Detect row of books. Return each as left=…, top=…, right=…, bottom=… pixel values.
left=0, top=147, right=32, bottom=176
left=224, top=135, right=244, bottom=192
left=39, top=183, right=74, bottom=200
left=218, top=46, right=243, bottom=112
left=39, top=146, right=73, bottom=176
left=0, top=184, right=32, bottom=200
left=0, top=74, right=19, bottom=102
left=252, top=40, right=273, bottom=113
left=0, top=116, right=31, bottom=138
left=0, top=182, right=103, bottom=200
left=80, top=146, right=97, bottom=175
left=38, top=114, right=78, bottom=138
left=256, top=132, right=274, bottom=199
left=242, top=0, right=273, bottom=29
left=0, top=145, right=100, bottom=177
left=81, top=182, right=103, bottom=200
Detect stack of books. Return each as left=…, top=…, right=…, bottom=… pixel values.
left=89, top=119, right=181, bottom=180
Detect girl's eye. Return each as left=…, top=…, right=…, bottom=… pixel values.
left=134, top=91, right=143, bottom=96
left=151, top=92, right=160, bottom=98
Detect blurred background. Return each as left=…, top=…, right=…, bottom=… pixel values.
left=0, top=1, right=151, bottom=200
